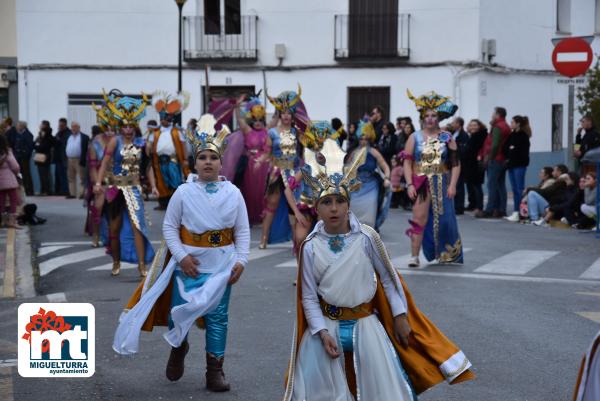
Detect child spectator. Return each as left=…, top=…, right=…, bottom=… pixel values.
left=576, top=171, right=597, bottom=229
left=0, top=135, right=22, bottom=228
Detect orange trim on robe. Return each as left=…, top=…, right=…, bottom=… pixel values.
left=284, top=238, right=475, bottom=399
left=572, top=333, right=600, bottom=401
left=124, top=250, right=204, bottom=331
left=151, top=127, right=191, bottom=198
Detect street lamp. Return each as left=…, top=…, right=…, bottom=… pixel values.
left=174, top=0, right=187, bottom=94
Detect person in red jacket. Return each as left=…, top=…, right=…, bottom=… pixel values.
left=475, top=107, right=511, bottom=218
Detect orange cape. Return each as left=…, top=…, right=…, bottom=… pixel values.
left=151, top=127, right=190, bottom=198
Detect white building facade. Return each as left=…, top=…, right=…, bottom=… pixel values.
left=15, top=0, right=600, bottom=185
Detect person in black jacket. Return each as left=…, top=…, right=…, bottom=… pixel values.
left=6, top=121, right=35, bottom=195
left=545, top=172, right=580, bottom=225
left=33, top=120, right=56, bottom=195
left=376, top=121, right=397, bottom=168
left=54, top=117, right=71, bottom=196
left=504, top=115, right=531, bottom=221
left=464, top=119, right=487, bottom=212
left=575, top=115, right=600, bottom=172
left=450, top=117, right=469, bottom=214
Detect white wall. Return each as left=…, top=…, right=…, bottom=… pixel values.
left=0, top=0, right=17, bottom=58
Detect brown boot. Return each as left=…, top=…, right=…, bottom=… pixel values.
left=206, top=353, right=230, bottom=392
left=165, top=340, right=189, bottom=382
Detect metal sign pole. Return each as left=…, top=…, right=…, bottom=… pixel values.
left=567, top=84, right=575, bottom=169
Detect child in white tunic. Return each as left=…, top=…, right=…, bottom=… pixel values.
left=284, top=139, right=474, bottom=401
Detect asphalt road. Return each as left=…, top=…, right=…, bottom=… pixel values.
left=1, top=195, right=600, bottom=401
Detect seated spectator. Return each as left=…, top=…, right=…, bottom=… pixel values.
left=576, top=171, right=597, bottom=229
left=527, top=168, right=570, bottom=226
left=544, top=172, right=580, bottom=225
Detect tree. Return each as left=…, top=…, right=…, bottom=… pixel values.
left=577, top=56, right=600, bottom=127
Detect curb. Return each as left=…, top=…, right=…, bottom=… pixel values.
left=1, top=227, right=36, bottom=299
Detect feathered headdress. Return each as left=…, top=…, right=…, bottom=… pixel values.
left=91, top=89, right=148, bottom=129
left=301, top=138, right=367, bottom=202
left=153, top=90, right=190, bottom=120
left=244, top=96, right=266, bottom=124
left=407, top=89, right=458, bottom=120
left=185, top=113, right=231, bottom=157
left=356, top=119, right=377, bottom=142
left=266, top=84, right=303, bottom=115
left=300, top=120, right=342, bottom=152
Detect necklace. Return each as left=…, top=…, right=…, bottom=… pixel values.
left=328, top=235, right=346, bottom=254
left=205, top=182, right=219, bottom=194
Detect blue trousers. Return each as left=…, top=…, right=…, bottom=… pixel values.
left=527, top=191, right=549, bottom=220
left=485, top=160, right=507, bottom=214
left=508, top=167, right=527, bottom=212
left=169, top=271, right=231, bottom=357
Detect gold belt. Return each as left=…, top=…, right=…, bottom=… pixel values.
left=414, top=163, right=449, bottom=176
left=106, top=175, right=140, bottom=187
left=319, top=298, right=373, bottom=321
left=180, top=226, right=234, bottom=248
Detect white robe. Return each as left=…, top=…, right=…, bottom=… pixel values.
left=574, top=330, right=600, bottom=401
left=112, top=175, right=250, bottom=355
left=292, top=213, right=415, bottom=401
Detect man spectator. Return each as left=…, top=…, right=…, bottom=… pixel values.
left=65, top=121, right=89, bottom=199
left=369, top=105, right=386, bottom=142
left=575, top=115, right=600, bottom=173
left=476, top=107, right=511, bottom=218
left=395, top=116, right=412, bottom=152
left=54, top=118, right=71, bottom=196
left=6, top=121, right=34, bottom=195
left=450, top=117, right=469, bottom=215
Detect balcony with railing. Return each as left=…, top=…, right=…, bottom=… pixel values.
left=183, top=15, right=258, bottom=61
left=334, top=14, right=410, bottom=60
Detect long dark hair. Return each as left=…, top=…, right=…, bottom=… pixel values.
left=0, top=134, right=9, bottom=156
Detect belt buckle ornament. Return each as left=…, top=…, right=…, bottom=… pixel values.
left=208, top=231, right=223, bottom=247
left=324, top=304, right=343, bottom=320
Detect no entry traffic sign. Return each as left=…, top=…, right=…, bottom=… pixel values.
left=552, top=37, right=593, bottom=78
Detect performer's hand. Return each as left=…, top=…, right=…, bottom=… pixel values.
left=151, top=186, right=159, bottom=197
left=319, top=330, right=341, bottom=359
left=407, top=185, right=417, bottom=200
left=446, top=185, right=456, bottom=199
left=295, top=211, right=309, bottom=228
left=394, top=314, right=412, bottom=348
left=180, top=255, right=200, bottom=277
left=383, top=178, right=391, bottom=188
left=228, top=262, right=244, bottom=284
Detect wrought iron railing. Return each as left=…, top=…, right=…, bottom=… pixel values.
left=334, top=14, right=410, bottom=60
left=183, top=15, right=258, bottom=60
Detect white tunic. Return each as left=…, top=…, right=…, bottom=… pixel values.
left=112, top=175, right=250, bottom=355
left=292, top=213, right=414, bottom=401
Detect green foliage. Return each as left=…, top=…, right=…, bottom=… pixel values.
left=577, top=56, right=600, bottom=118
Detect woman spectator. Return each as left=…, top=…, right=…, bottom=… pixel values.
left=527, top=170, right=570, bottom=226
left=377, top=121, right=397, bottom=167
left=504, top=115, right=530, bottom=221
left=0, top=135, right=22, bottom=228
left=576, top=171, right=597, bottom=229
left=343, top=121, right=359, bottom=153
left=464, top=119, right=487, bottom=213
left=33, top=120, right=55, bottom=196
left=544, top=172, right=580, bottom=225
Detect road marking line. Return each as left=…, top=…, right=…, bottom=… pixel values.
left=0, top=359, right=17, bottom=368
left=1, top=229, right=16, bottom=298
left=249, top=241, right=293, bottom=249
left=88, top=262, right=137, bottom=271
left=390, top=248, right=473, bottom=267
left=575, top=312, right=600, bottom=324
left=474, top=250, right=559, bottom=275
left=396, top=268, right=600, bottom=285
left=576, top=292, right=600, bottom=297
left=46, top=292, right=67, bottom=302
left=276, top=258, right=297, bottom=268
left=0, top=366, right=14, bottom=401
left=249, top=248, right=287, bottom=261
left=41, top=240, right=161, bottom=246
left=37, top=245, right=72, bottom=257
left=39, top=248, right=107, bottom=276
left=580, top=257, right=600, bottom=280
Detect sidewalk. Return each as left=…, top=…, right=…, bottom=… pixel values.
left=0, top=226, right=35, bottom=300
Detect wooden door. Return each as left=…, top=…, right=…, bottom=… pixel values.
left=347, top=86, right=390, bottom=125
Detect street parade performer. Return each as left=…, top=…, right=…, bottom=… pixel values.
left=573, top=329, right=600, bottom=401
left=149, top=91, right=191, bottom=210
left=402, top=90, right=463, bottom=268
left=260, top=86, right=310, bottom=248
left=283, top=138, right=474, bottom=400
left=94, top=90, right=157, bottom=277
left=113, top=113, right=250, bottom=393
